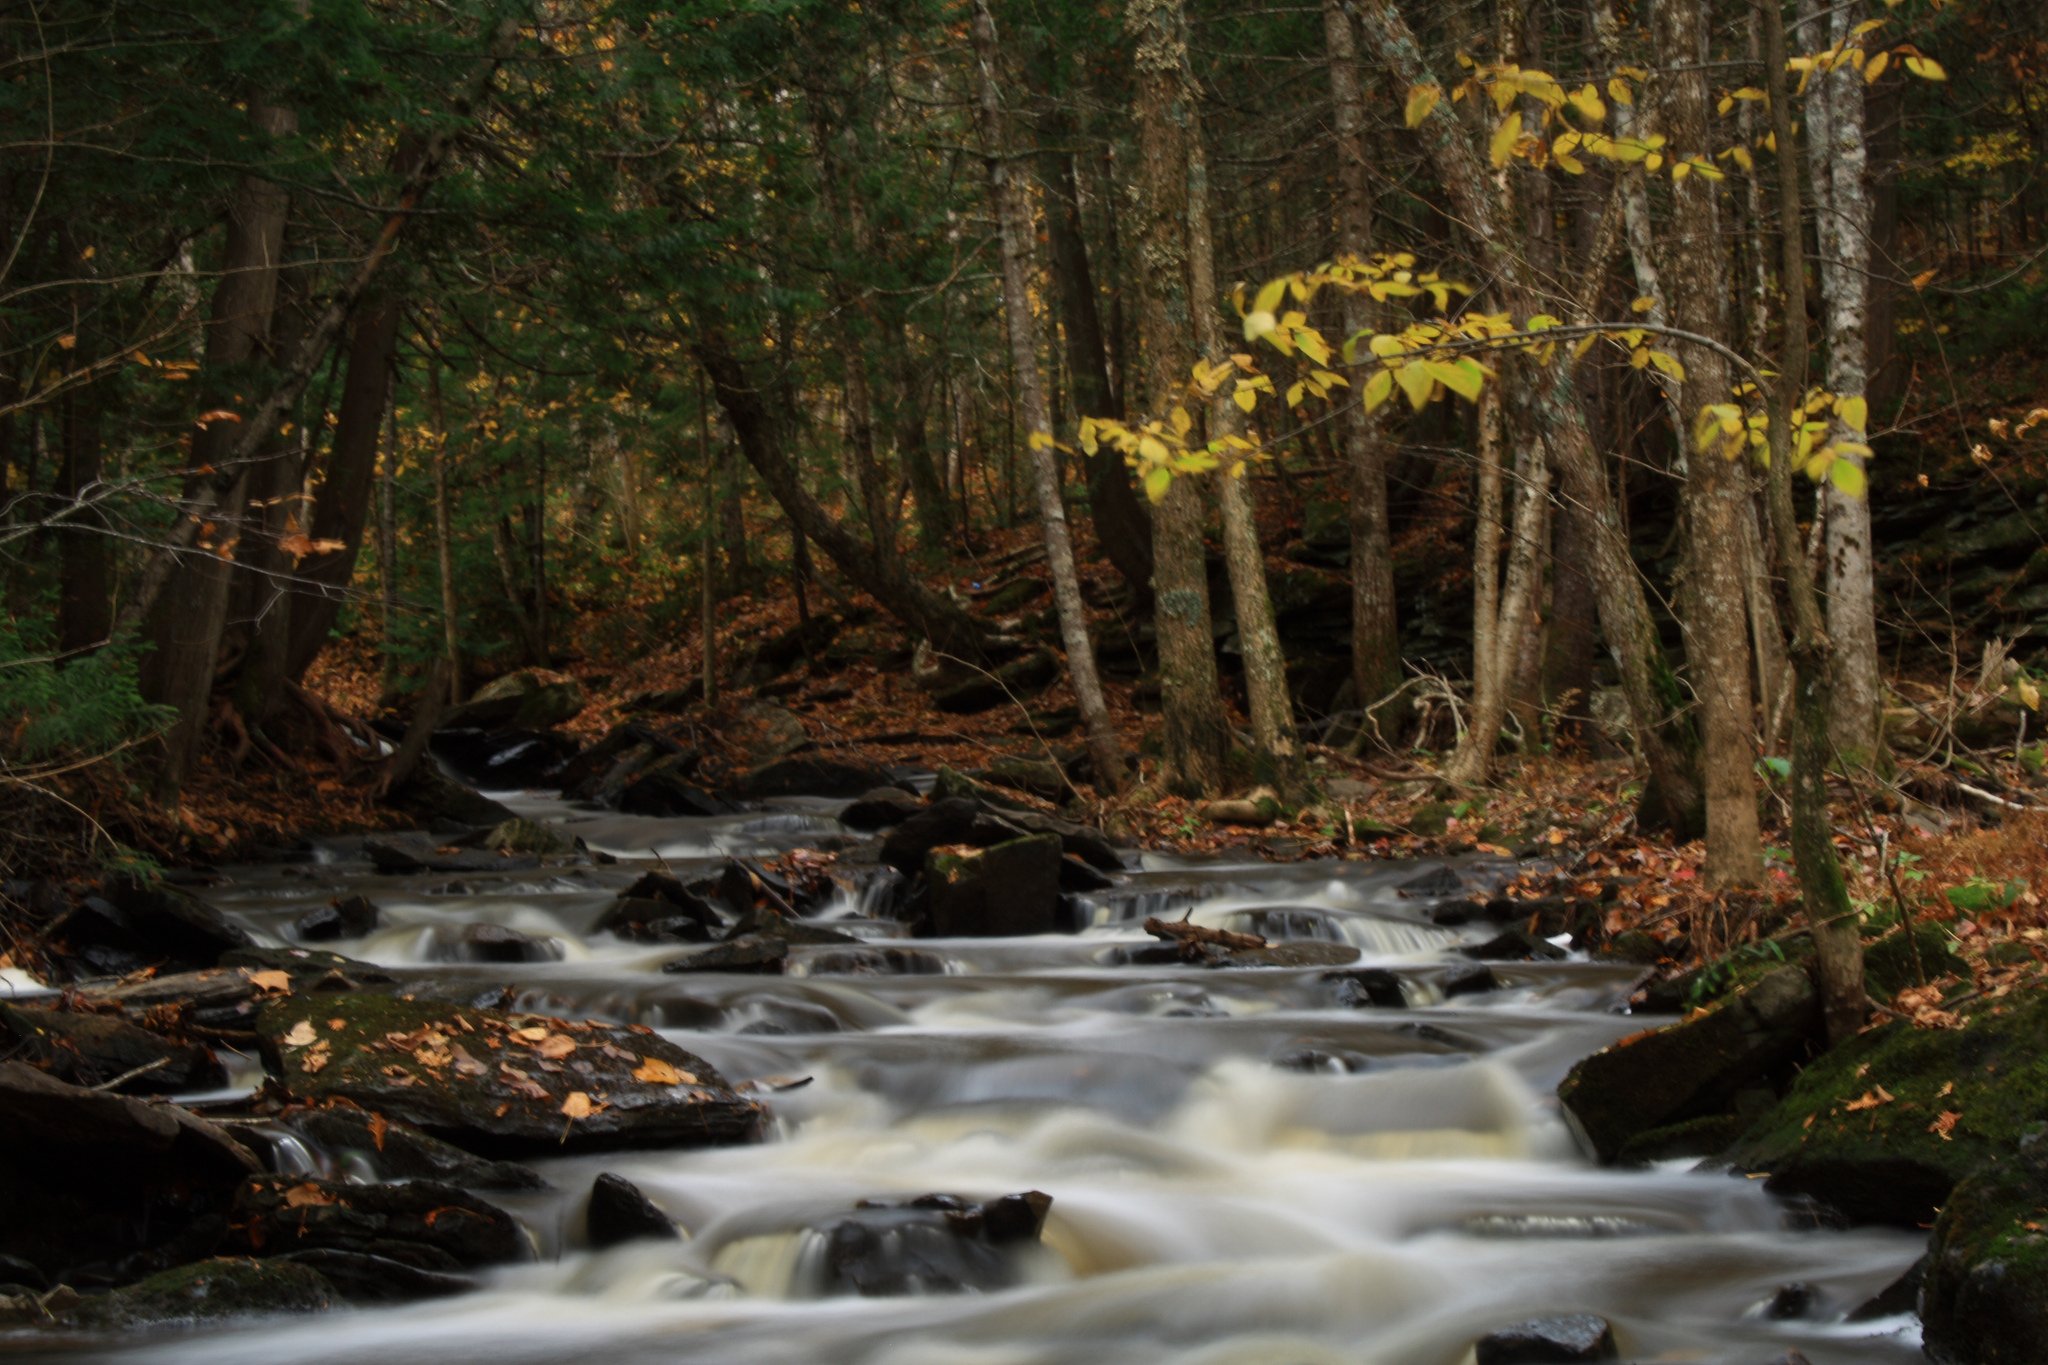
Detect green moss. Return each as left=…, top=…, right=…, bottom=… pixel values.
left=66, top=1259, right=333, bottom=1329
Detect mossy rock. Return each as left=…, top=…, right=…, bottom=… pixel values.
left=932, top=765, right=1035, bottom=813
left=1923, top=1145, right=2048, bottom=1364
left=1863, top=919, right=1967, bottom=998
left=62, top=1258, right=334, bottom=1330
left=1724, top=990, right=2048, bottom=1227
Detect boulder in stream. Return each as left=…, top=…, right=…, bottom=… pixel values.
left=441, top=670, right=586, bottom=731
left=0, top=1001, right=225, bottom=1094
left=294, top=894, right=381, bottom=942
left=1473, top=1313, right=1618, bottom=1363
left=364, top=833, right=538, bottom=876
left=224, top=1175, right=528, bottom=1273
left=800, top=1191, right=1053, bottom=1297
left=839, top=786, right=926, bottom=831
left=1557, top=966, right=1820, bottom=1164
left=586, top=1173, right=682, bottom=1248
left=256, top=992, right=766, bottom=1155
left=276, top=1105, right=542, bottom=1190
left=734, top=755, right=895, bottom=800
left=925, top=834, right=1062, bottom=937
left=1922, top=1145, right=2048, bottom=1364
left=56, top=1257, right=336, bottom=1330
left=51, top=876, right=253, bottom=977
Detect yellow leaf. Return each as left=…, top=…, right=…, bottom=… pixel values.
left=1489, top=112, right=1523, bottom=168
left=1828, top=458, right=1868, bottom=498
left=1361, top=369, right=1394, bottom=413
left=560, top=1091, right=594, bottom=1120
left=1026, top=429, right=1054, bottom=451
left=1864, top=50, right=1890, bottom=82
left=1607, top=76, right=1633, bottom=106
left=1903, top=54, right=1947, bottom=81
left=1170, top=405, right=1193, bottom=436
left=1568, top=84, right=1606, bottom=123
left=1395, top=360, right=1434, bottom=411
left=1252, top=278, right=1288, bottom=317
left=1647, top=350, right=1688, bottom=382
left=1143, top=467, right=1173, bottom=502
left=1839, top=395, right=1869, bottom=431
left=1138, top=434, right=1171, bottom=463
left=1232, top=384, right=1258, bottom=414
left=56, top=334, right=76, bottom=351
left=1630, top=296, right=1657, bottom=314
left=1405, top=84, right=1442, bottom=127
left=1424, top=358, right=1484, bottom=402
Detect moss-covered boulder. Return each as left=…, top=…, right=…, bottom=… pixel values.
left=224, top=1176, right=529, bottom=1272
left=61, top=1258, right=334, bottom=1330
left=256, top=991, right=765, bottom=1155
left=442, top=670, right=586, bottom=731
left=1557, top=967, right=1821, bottom=1164
left=1724, top=990, right=2048, bottom=1227
left=1923, top=1146, right=2048, bottom=1364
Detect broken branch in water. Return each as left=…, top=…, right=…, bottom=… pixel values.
left=1142, top=913, right=1266, bottom=954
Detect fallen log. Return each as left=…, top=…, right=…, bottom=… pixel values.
left=1142, top=915, right=1266, bottom=954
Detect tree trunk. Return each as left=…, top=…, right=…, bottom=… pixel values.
left=694, top=331, right=988, bottom=658
left=970, top=0, right=1128, bottom=795
left=427, top=351, right=461, bottom=703
left=1322, top=0, right=1401, bottom=710
left=1127, top=0, right=1228, bottom=796
left=138, top=95, right=296, bottom=798
left=56, top=384, right=110, bottom=654
left=1802, top=0, right=1881, bottom=763
left=1652, top=0, right=1763, bottom=885
left=1761, top=0, right=1867, bottom=1045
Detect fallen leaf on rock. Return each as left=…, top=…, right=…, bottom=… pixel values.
left=512, top=1026, right=549, bottom=1043
left=302, top=1042, right=331, bottom=1074
left=631, top=1056, right=693, bottom=1086
left=560, top=1091, right=594, bottom=1119
left=535, top=1034, right=577, bottom=1061
left=368, top=1111, right=388, bottom=1151
left=283, top=1182, right=337, bottom=1209
left=327, top=1017, right=347, bottom=1031
left=1844, top=1086, right=1895, bottom=1112
left=1930, top=1110, right=1962, bottom=1141
left=245, top=969, right=292, bottom=994
left=281, top=1020, right=318, bottom=1047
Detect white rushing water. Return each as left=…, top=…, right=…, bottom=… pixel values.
left=38, top=793, right=1924, bottom=1365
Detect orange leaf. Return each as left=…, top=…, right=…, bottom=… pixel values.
left=1844, top=1085, right=1895, bottom=1112
left=560, top=1091, right=594, bottom=1120
left=245, top=969, right=292, bottom=994
left=632, top=1056, right=695, bottom=1086
left=282, top=1182, right=337, bottom=1208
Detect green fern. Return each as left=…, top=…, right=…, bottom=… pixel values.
left=0, top=618, right=174, bottom=762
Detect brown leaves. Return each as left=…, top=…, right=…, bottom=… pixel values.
left=301, top=1042, right=332, bottom=1074
left=282, top=1182, right=337, bottom=1209
left=1895, top=983, right=1964, bottom=1030
left=1844, top=1086, right=1896, bottom=1112
left=559, top=1091, right=595, bottom=1120
left=631, top=1056, right=695, bottom=1086
left=497, top=1065, right=549, bottom=1101
left=1929, top=1110, right=1962, bottom=1141
left=244, top=968, right=292, bottom=995
left=281, top=1019, right=319, bottom=1048
left=534, top=1034, right=577, bottom=1061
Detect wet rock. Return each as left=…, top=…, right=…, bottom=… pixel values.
left=59, top=1258, right=335, bottom=1330
left=442, top=670, right=586, bottom=731
left=256, top=993, right=765, bottom=1155
left=0, top=1002, right=225, bottom=1094
left=1395, top=863, right=1464, bottom=898
left=429, top=727, right=580, bottom=788
left=555, top=722, right=681, bottom=803
left=1723, top=987, right=2048, bottom=1227
left=1923, top=1148, right=2048, bottom=1365
left=1437, top=963, right=1500, bottom=998
left=802, top=1191, right=1053, bottom=1297
left=1848, top=1257, right=1924, bottom=1321
left=839, top=786, right=925, bottom=831
left=225, top=1175, right=529, bottom=1272
left=930, top=649, right=1058, bottom=714
left=1473, top=1313, right=1618, bottom=1363
left=277, top=1106, right=542, bottom=1190
left=735, top=756, right=896, bottom=800
left=620, top=757, right=733, bottom=817
left=1324, top=968, right=1408, bottom=1008
left=433, top=923, right=565, bottom=964
left=595, top=895, right=719, bottom=943
left=1559, top=967, right=1819, bottom=1165
left=1058, top=855, right=1117, bottom=893
left=0, top=1061, right=260, bottom=1284
left=1220, top=941, right=1360, bottom=968
left=881, top=798, right=1030, bottom=870
left=386, top=762, right=519, bottom=829
left=1463, top=927, right=1568, bottom=962
left=1271, top=1046, right=1372, bottom=1074
left=972, top=756, right=1066, bottom=801
left=266, top=1249, right=474, bottom=1302
left=662, top=934, right=791, bottom=974
left=54, top=876, right=254, bottom=977
left=472, top=818, right=579, bottom=856
left=364, top=833, right=538, bottom=876
left=587, top=1173, right=681, bottom=1248
left=803, top=946, right=947, bottom=976
left=294, top=894, right=380, bottom=942
left=1761, top=1281, right=1817, bottom=1320
left=926, top=834, right=1063, bottom=938
left=1428, top=897, right=1488, bottom=926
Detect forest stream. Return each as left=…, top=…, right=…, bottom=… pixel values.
left=7, top=779, right=1926, bottom=1365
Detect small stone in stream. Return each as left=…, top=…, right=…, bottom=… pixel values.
left=1428, top=897, right=1487, bottom=926
left=1762, top=1281, right=1817, bottom=1320
left=294, top=894, right=381, bottom=942
left=587, top=1173, right=682, bottom=1248
left=1462, top=927, right=1567, bottom=962
left=663, top=934, right=791, bottom=974
left=364, top=834, right=538, bottom=876
left=802, top=946, right=946, bottom=976
left=1219, top=941, right=1360, bottom=969
left=805, top=1191, right=1053, bottom=1297
left=278, top=1107, right=542, bottom=1191
left=1271, top=1046, right=1370, bottom=1074
left=1324, top=968, right=1408, bottom=1009
left=436, top=923, right=565, bottom=964
left=1394, top=864, right=1464, bottom=899
left=227, top=1175, right=529, bottom=1272
left=0, top=1002, right=226, bottom=1094
left=58, top=1258, right=336, bottom=1330
left=1473, top=1313, right=1618, bottom=1364
left=735, top=756, right=896, bottom=800
left=474, top=818, right=578, bottom=857
left=256, top=993, right=765, bottom=1155
left=925, top=834, right=1063, bottom=938
left=1437, top=963, right=1501, bottom=998
left=839, top=786, right=926, bottom=831
left=596, top=893, right=722, bottom=943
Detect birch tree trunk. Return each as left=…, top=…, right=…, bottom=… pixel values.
left=1322, top=0, right=1401, bottom=710
left=1127, top=0, right=1228, bottom=796
left=969, top=0, right=1128, bottom=795
left=1802, top=0, right=1882, bottom=763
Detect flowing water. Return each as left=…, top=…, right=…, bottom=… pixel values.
left=46, top=790, right=1923, bottom=1364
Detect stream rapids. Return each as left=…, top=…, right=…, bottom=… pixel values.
left=21, top=786, right=1925, bottom=1364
